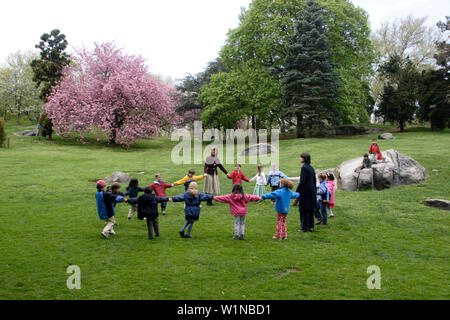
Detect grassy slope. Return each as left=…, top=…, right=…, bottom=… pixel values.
left=0, top=124, right=448, bottom=300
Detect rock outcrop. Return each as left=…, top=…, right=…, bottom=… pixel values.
left=336, top=149, right=428, bottom=191
left=421, top=199, right=450, bottom=211
left=105, top=172, right=131, bottom=184
left=240, top=143, right=278, bottom=156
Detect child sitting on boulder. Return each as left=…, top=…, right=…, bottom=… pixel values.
left=355, top=154, right=372, bottom=172
left=369, top=138, right=383, bottom=163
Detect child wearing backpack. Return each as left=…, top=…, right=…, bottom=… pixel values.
left=125, top=178, right=144, bottom=220
left=261, top=179, right=300, bottom=240
left=171, top=182, right=213, bottom=238
left=316, top=172, right=331, bottom=225
left=95, top=180, right=126, bottom=239
left=126, top=187, right=170, bottom=239
left=214, top=184, right=261, bottom=240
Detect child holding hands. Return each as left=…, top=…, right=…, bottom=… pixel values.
left=171, top=182, right=213, bottom=238
left=214, top=184, right=261, bottom=240
left=262, top=179, right=299, bottom=240
left=95, top=180, right=126, bottom=239
left=149, top=173, right=174, bottom=215
left=227, top=164, right=250, bottom=185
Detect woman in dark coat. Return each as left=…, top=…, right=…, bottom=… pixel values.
left=295, top=153, right=317, bottom=232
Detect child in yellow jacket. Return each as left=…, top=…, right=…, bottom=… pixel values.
left=173, top=168, right=207, bottom=191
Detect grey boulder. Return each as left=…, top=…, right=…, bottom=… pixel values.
left=105, top=172, right=130, bottom=184
left=240, top=143, right=278, bottom=156
left=16, top=129, right=39, bottom=136
left=336, top=149, right=428, bottom=191
left=379, top=133, right=395, bottom=140
left=421, top=199, right=450, bottom=211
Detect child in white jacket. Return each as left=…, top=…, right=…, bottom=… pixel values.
left=250, top=164, right=267, bottom=197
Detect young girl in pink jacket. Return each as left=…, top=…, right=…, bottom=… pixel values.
left=326, top=172, right=336, bottom=217
left=214, top=184, right=261, bottom=240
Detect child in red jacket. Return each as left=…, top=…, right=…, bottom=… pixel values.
left=227, top=164, right=250, bottom=185
left=214, top=184, right=261, bottom=240
left=369, top=138, right=383, bottom=162
left=149, top=173, right=174, bottom=215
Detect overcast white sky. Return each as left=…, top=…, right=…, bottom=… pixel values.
left=0, top=0, right=448, bottom=81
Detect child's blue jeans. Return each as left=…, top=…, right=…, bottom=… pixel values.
left=316, top=200, right=328, bottom=224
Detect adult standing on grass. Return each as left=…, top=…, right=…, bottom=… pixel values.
left=294, top=153, right=317, bottom=232
left=204, top=147, right=228, bottom=206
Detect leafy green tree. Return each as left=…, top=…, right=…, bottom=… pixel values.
left=0, top=52, right=42, bottom=123
left=30, top=29, right=71, bottom=139
left=417, top=17, right=449, bottom=130
left=376, top=55, right=420, bottom=132
left=221, top=0, right=375, bottom=124
left=175, top=58, right=228, bottom=127
left=281, top=0, right=340, bottom=138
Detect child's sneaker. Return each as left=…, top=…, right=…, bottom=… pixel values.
left=127, top=217, right=132, bottom=221
left=162, top=211, right=166, bottom=215
left=109, top=230, right=116, bottom=235
left=233, top=235, right=239, bottom=240
left=185, top=234, right=194, bottom=238
left=101, top=231, right=109, bottom=239
left=239, top=235, right=244, bottom=240
left=316, top=220, right=322, bottom=225
left=179, top=231, right=185, bottom=238
left=329, top=213, right=334, bottom=218
left=272, top=236, right=280, bottom=240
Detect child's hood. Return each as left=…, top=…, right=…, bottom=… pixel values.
left=231, top=193, right=245, bottom=201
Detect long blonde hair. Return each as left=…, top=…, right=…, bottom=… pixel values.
left=188, top=181, right=199, bottom=198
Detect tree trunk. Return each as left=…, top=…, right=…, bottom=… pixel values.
left=296, top=113, right=304, bottom=138
left=399, top=121, right=404, bottom=132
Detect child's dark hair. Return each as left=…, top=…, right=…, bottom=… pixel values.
left=232, top=183, right=245, bottom=200
left=188, top=168, right=195, bottom=175
left=318, top=173, right=327, bottom=180
left=96, top=184, right=104, bottom=191
left=326, top=172, right=335, bottom=181
left=111, top=182, right=121, bottom=192
left=236, top=163, right=241, bottom=167
left=364, top=153, right=369, bottom=158
left=144, top=186, right=153, bottom=194
left=280, top=179, right=294, bottom=189
left=128, top=178, right=139, bottom=189
left=300, top=153, right=311, bottom=164
left=257, top=164, right=264, bottom=175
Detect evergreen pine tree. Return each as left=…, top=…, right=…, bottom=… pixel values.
left=281, top=0, right=341, bottom=138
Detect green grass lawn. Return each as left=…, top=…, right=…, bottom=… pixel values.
left=0, top=124, right=449, bottom=300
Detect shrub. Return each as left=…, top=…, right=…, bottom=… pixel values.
left=0, top=117, right=7, bottom=147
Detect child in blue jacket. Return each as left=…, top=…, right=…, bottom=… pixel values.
left=95, top=180, right=126, bottom=239
left=262, top=179, right=300, bottom=240
left=316, top=172, right=331, bottom=225
left=125, top=178, right=144, bottom=220
left=170, top=182, right=213, bottom=238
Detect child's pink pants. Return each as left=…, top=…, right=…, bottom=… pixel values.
left=275, top=212, right=287, bottom=239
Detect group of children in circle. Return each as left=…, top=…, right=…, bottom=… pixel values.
left=95, top=163, right=337, bottom=241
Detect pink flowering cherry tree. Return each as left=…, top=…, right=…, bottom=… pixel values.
left=45, top=42, right=180, bottom=147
